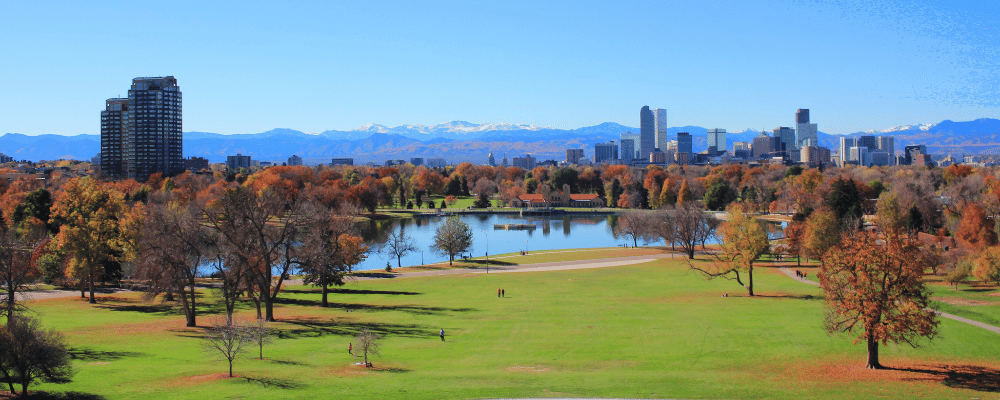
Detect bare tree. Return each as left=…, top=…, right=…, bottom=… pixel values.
left=248, top=318, right=273, bottom=360
left=203, top=316, right=251, bottom=377
left=652, top=207, right=677, bottom=251
left=355, top=328, right=381, bottom=368
left=615, top=210, right=648, bottom=247
left=382, top=229, right=417, bottom=270
left=135, top=196, right=212, bottom=327
left=674, top=202, right=711, bottom=259
left=0, top=315, right=74, bottom=395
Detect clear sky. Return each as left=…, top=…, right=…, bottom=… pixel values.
left=1, top=0, right=997, bottom=136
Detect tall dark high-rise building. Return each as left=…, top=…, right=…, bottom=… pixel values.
left=796, top=109, right=810, bottom=124
left=101, top=76, right=182, bottom=181
left=100, top=98, right=129, bottom=177
left=639, top=106, right=655, bottom=160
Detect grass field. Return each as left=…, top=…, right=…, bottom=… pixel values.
left=14, top=251, right=1000, bottom=399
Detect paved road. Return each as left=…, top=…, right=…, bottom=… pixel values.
left=778, top=267, right=1000, bottom=335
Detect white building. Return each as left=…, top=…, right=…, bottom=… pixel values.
left=707, top=128, right=726, bottom=155
left=653, top=108, right=668, bottom=150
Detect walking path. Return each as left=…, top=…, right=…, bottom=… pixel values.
left=777, top=267, right=1000, bottom=335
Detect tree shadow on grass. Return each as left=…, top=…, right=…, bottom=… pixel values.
left=19, top=392, right=107, bottom=400
left=273, top=297, right=476, bottom=316
left=268, top=359, right=308, bottom=366
left=277, top=317, right=434, bottom=340
left=890, top=364, right=1000, bottom=392
left=281, top=288, right=422, bottom=296
left=241, top=376, right=304, bottom=390
left=68, top=348, right=144, bottom=361
left=753, top=293, right=821, bottom=301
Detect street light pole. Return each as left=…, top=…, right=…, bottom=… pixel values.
left=480, top=229, right=490, bottom=273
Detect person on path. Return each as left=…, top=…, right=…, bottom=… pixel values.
left=348, top=342, right=353, bottom=355
left=440, top=328, right=445, bottom=341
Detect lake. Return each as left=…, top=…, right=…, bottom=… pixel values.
left=354, top=213, right=645, bottom=271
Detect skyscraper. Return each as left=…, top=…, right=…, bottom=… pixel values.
left=653, top=108, right=667, bottom=150
left=594, top=141, right=619, bottom=164
left=877, top=136, right=895, bottom=166
left=839, top=137, right=856, bottom=166
left=621, top=131, right=639, bottom=161
left=566, top=149, right=584, bottom=164
left=773, top=127, right=796, bottom=153
left=857, top=136, right=878, bottom=151
left=795, top=109, right=818, bottom=147
left=639, top=106, right=655, bottom=160
left=707, top=128, right=726, bottom=155
left=677, top=132, right=692, bottom=154
left=102, top=76, right=182, bottom=181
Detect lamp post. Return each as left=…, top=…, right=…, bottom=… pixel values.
left=480, top=229, right=490, bottom=273
left=525, top=239, right=529, bottom=255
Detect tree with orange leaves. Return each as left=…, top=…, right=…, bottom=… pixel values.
left=955, top=203, right=997, bottom=251
left=50, top=178, right=126, bottom=304
left=0, top=223, right=46, bottom=319
left=676, top=179, right=692, bottom=205
left=819, top=229, right=938, bottom=369
left=692, top=201, right=767, bottom=293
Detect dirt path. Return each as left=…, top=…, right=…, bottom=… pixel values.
left=777, top=267, right=1000, bottom=335
left=14, top=288, right=131, bottom=301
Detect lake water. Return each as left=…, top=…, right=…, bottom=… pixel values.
left=354, top=214, right=642, bottom=271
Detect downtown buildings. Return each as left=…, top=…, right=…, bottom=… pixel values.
left=101, top=76, right=183, bottom=182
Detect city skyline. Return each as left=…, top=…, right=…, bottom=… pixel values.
left=2, top=1, right=997, bottom=137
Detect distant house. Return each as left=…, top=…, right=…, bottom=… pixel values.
left=510, top=184, right=604, bottom=208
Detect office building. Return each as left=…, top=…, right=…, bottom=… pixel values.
left=795, top=109, right=818, bottom=147
left=707, top=128, right=726, bottom=155
left=800, top=146, right=831, bottom=167
left=639, top=106, right=655, bottom=160
left=675, top=152, right=691, bottom=165
left=620, top=138, right=636, bottom=163
left=653, top=108, right=668, bottom=150
left=877, top=136, right=895, bottom=165
left=512, top=155, right=536, bottom=170
left=411, top=157, right=424, bottom=166
left=487, top=152, right=495, bottom=167
left=288, top=155, right=303, bottom=166
left=501, top=153, right=508, bottom=167
left=773, top=127, right=796, bottom=152
left=870, top=151, right=891, bottom=166
left=839, top=137, right=856, bottom=166
left=904, top=145, right=928, bottom=165
left=677, top=132, right=692, bottom=154
left=99, top=77, right=183, bottom=182
left=912, top=153, right=933, bottom=167
left=850, top=146, right=870, bottom=166
left=226, top=154, right=251, bottom=170
left=594, top=141, right=619, bottom=164
left=566, top=149, right=584, bottom=165
left=857, top=135, right=878, bottom=151
left=753, top=134, right=777, bottom=159
left=331, top=158, right=354, bottom=166
left=649, top=150, right=666, bottom=164
left=426, top=158, right=447, bottom=168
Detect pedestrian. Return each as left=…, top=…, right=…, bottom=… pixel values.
left=502, top=289, right=505, bottom=297
left=498, top=288, right=501, bottom=297
left=348, top=342, right=352, bottom=355
left=440, top=328, right=445, bottom=341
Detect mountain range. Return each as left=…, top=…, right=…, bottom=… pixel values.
left=3, top=118, right=999, bottom=165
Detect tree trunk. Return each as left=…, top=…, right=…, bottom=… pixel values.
left=687, top=249, right=695, bottom=259
left=3, top=370, right=15, bottom=393
left=449, top=254, right=453, bottom=266
left=866, top=336, right=882, bottom=369
left=265, top=298, right=275, bottom=322
left=321, top=283, right=329, bottom=308
left=187, top=283, right=197, bottom=327
left=165, top=291, right=174, bottom=302
left=747, top=264, right=755, bottom=296
left=5, top=286, right=14, bottom=319
left=229, top=360, right=233, bottom=377
left=20, top=380, right=27, bottom=396
left=88, top=273, right=96, bottom=304
left=397, top=256, right=402, bottom=270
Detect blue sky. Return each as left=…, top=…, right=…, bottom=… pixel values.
left=1, top=0, right=996, bottom=136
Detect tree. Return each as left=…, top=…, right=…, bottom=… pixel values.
left=819, top=229, right=938, bottom=369
left=875, top=191, right=905, bottom=235
left=473, top=192, right=491, bottom=209
left=248, top=318, right=273, bottom=360
left=355, top=328, right=382, bottom=368
left=955, top=204, right=997, bottom=251
left=615, top=211, right=648, bottom=247
left=784, top=220, right=807, bottom=266
left=703, top=181, right=737, bottom=211
left=0, top=225, right=44, bottom=320
left=658, top=182, right=677, bottom=209
left=203, top=317, right=251, bottom=377
left=381, top=230, right=417, bottom=270
left=826, top=178, right=864, bottom=227
left=11, top=189, right=53, bottom=233
left=652, top=207, right=677, bottom=251
left=432, top=217, right=473, bottom=265
left=803, top=207, right=840, bottom=265
left=693, top=201, right=769, bottom=296
left=676, top=179, right=692, bottom=205
left=0, top=316, right=74, bottom=395
left=135, top=197, right=211, bottom=327
left=300, top=207, right=368, bottom=307
left=973, top=246, right=1000, bottom=285
left=674, top=202, right=710, bottom=259
left=51, top=177, right=126, bottom=304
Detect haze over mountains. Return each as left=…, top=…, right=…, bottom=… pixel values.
left=4, top=119, right=999, bottom=165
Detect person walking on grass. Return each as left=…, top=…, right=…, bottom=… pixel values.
left=440, top=328, right=445, bottom=341
left=502, top=289, right=505, bottom=297
left=349, top=342, right=353, bottom=355
left=498, top=288, right=501, bottom=297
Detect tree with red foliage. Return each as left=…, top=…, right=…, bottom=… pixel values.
left=955, top=203, right=997, bottom=251
left=819, top=229, right=938, bottom=369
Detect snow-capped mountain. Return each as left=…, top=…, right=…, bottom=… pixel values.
left=335, top=121, right=553, bottom=140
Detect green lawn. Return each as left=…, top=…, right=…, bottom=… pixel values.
left=16, top=255, right=1000, bottom=399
